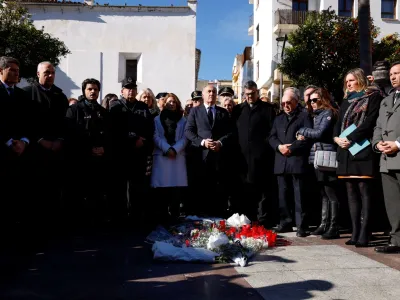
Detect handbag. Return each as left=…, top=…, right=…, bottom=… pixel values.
left=314, top=143, right=337, bottom=172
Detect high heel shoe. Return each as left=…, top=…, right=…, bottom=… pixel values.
left=345, top=239, right=357, bottom=245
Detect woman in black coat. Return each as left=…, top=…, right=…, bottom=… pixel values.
left=333, top=68, right=383, bottom=247
left=297, top=88, right=340, bottom=239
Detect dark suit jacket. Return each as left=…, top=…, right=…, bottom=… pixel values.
left=0, top=82, right=32, bottom=158
left=232, top=100, right=276, bottom=184
left=185, top=104, right=233, bottom=161
left=269, top=108, right=313, bottom=174
left=23, top=82, right=69, bottom=142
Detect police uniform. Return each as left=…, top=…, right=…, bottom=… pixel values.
left=109, top=78, right=154, bottom=224
left=65, top=94, right=108, bottom=227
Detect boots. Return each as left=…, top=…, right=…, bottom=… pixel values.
left=321, top=201, right=340, bottom=239
left=312, top=198, right=329, bottom=235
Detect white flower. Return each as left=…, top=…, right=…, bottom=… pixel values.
left=233, top=255, right=248, bottom=267
left=207, top=232, right=229, bottom=250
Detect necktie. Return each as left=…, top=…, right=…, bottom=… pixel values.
left=7, top=87, right=14, bottom=97
left=207, top=107, right=213, bottom=126
left=394, top=92, right=400, bottom=105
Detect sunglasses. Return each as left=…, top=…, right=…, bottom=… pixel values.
left=310, top=98, right=320, bottom=103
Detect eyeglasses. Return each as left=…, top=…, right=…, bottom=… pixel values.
left=310, top=98, right=320, bottom=103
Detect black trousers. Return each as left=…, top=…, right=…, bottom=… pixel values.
left=381, top=171, right=400, bottom=246
left=189, top=155, right=227, bottom=216
left=277, top=174, right=307, bottom=229
left=241, top=177, right=278, bottom=226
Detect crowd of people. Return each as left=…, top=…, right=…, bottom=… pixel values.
left=0, top=55, right=399, bottom=255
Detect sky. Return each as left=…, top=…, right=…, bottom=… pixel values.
left=100, top=0, right=253, bottom=81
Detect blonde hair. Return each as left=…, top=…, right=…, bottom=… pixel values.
left=136, top=88, right=156, bottom=109
left=343, top=68, right=369, bottom=94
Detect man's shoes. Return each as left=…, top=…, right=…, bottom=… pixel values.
left=296, top=228, right=308, bottom=237
left=374, top=244, right=400, bottom=254
left=274, top=224, right=293, bottom=233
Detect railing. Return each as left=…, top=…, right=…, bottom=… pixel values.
left=249, top=14, right=254, bottom=28
left=275, top=9, right=316, bottom=26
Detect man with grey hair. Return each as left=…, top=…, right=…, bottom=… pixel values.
left=23, top=61, right=69, bottom=232
left=0, top=56, right=32, bottom=227
left=185, top=84, right=233, bottom=215
left=269, top=86, right=313, bottom=237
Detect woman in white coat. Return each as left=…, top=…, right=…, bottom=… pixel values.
left=151, top=93, right=188, bottom=224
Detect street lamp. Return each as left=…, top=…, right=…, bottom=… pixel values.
left=276, top=34, right=287, bottom=104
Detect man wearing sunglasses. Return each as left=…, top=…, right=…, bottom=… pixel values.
left=269, top=87, right=313, bottom=237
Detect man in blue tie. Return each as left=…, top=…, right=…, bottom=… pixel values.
left=0, top=56, right=32, bottom=228
left=185, top=84, right=234, bottom=216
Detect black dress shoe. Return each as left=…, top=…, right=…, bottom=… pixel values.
left=345, top=239, right=357, bottom=245
left=296, top=228, right=308, bottom=237
left=375, top=244, right=400, bottom=253
left=274, top=224, right=293, bottom=233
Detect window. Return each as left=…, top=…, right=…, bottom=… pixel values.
left=256, top=61, right=260, bottom=80
left=382, top=0, right=396, bottom=19
left=339, top=0, right=354, bottom=17
left=292, top=0, right=308, bottom=11
left=126, top=59, right=138, bottom=82
left=256, top=24, right=259, bottom=42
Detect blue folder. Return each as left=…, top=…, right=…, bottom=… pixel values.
left=339, top=124, right=370, bottom=156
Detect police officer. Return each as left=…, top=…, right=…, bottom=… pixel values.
left=109, top=77, right=154, bottom=227
left=65, top=78, right=108, bottom=230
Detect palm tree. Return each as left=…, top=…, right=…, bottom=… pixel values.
left=358, top=0, right=372, bottom=75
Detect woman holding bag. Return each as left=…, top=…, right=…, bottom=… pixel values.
left=333, top=68, right=383, bottom=247
left=297, top=88, right=340, bottom=239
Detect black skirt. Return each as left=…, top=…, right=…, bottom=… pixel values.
left=315, top=168, right=337, bottom=182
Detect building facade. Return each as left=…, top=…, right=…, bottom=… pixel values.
left=248, top=0, right=400, bottom=102
left=232, top=46, right=253, bottom=103
left=21, top=0, right=197, bottom=101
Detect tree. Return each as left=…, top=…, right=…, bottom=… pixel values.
left=278, top=8, right=379, bottom=101
left=373, top=33, right=400, bottom=63
left=358, top=0, right=372, bottom=74
left=0, top=1, right=70, bottom=80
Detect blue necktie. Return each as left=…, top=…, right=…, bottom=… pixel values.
left=7, top=87, right=14, bottom=97
left=207, top=107, right=213, bottom=126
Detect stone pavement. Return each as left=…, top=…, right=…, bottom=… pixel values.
left=1, top=230, right=399, bottom=300
left=236, top=232, right=400, bottom=300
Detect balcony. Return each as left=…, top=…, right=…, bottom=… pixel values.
left=248, top=14, right=254, bottom=36
left=273, top=9, right=316, bottom=35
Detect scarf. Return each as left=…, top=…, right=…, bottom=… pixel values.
left=341, top=87, right=380, bottom=132
left=160, top=109, right=182, bottom=145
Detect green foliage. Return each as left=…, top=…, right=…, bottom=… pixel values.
left=373, top=33, right=400, bottom=63
left=278, top=8, right=380, bottom=100
left=0, top=1, right=70, bottom=80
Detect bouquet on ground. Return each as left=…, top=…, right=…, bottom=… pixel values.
left=146, top=213, right=277, bottom=267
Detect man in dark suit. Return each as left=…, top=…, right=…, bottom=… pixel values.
left=185, top=84, right=233, bottom=216
left=23, top=61, right=69, bottom=233
left=0, top=56, right=32, bottom=227
left=232, top=80, right=276, bottom=226
left=269, top=87, right=313, bottom=237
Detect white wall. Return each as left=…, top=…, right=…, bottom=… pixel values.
left=253, top=0, right=275, bottom=87
left=24, top=4, right=196, bottom=102
left=321, top=0, right=400, bottom=39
